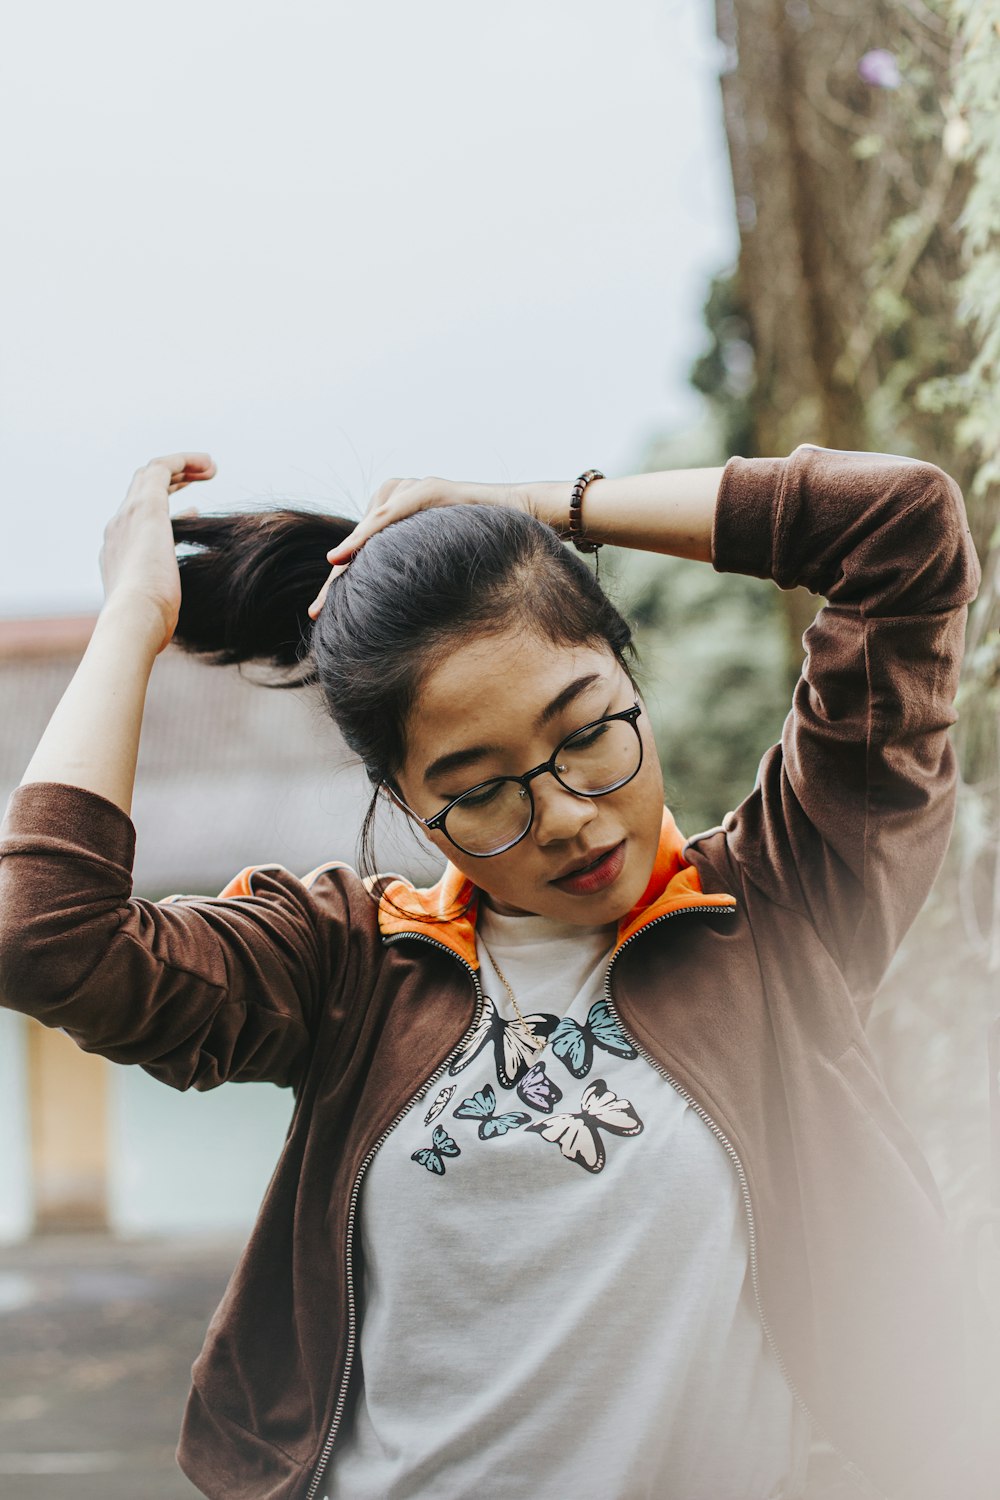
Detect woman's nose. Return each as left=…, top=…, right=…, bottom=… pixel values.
left=529, top=773, right=598, bottom=846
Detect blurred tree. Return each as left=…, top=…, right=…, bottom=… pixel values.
left=613, top=0, right=999, bottom=1257
left=715, top=0, right=976, bottom=468
left=605, top=274, right=789, bottom=838
left=717, top=0, right=981, bottom=683
left=688, top=268, right=756, bottom=463
left=696, top=0, right=1000, bottom=1248
left=603, top=514, right=789, bottom=840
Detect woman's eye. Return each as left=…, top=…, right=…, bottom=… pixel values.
left=565, top=723, right=609, bottom=750
left=458, top=783, right=504, bottom=809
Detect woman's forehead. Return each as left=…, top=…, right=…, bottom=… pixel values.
left=417, top=633, right=613, bottom=721
left=405, top=634, right=618, bottom=770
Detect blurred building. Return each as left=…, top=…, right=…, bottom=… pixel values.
left=0, top=613, right=440, bottom=1243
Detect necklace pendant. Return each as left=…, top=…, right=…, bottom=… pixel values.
left=480, top=945, right=548, bottom=1055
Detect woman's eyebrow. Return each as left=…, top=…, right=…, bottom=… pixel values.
left=422, top=672, right=606, bottom=787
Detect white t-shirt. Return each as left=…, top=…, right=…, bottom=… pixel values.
left=324, top=900, right=812, bottom=1500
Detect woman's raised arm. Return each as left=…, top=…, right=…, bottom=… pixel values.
left=306, top=466, right=727, bottom=617
left=699, top=445, right=980, bottom=1008
left=1, top=453, right=358, bottom=1094
left=19, top=453, right=216, bottom=815
left=528, top=468, right=727, bottom=562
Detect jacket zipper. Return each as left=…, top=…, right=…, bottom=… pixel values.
left=602, top=906, right=888, bottom=1500
left=307, top=905, right=889, bottom=1500
left=304, top=931, right=484, bottom=1500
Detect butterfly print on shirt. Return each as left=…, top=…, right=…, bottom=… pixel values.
left=549, top=998, right=637, bottom=1079
left=449, top=995, right=558, bottom=1089
left=423, top=1085, right=456, bottom=1126
left=526, top=1079, right=643, bottom=1173
left=453, top=1084, right=531, bottom=1140
left=516, top=1061, right=563, bottom=1114
left=411, top=1124, right=461, bottom=1175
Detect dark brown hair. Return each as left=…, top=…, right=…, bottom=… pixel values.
left=170, top=503, right=642, bottom=918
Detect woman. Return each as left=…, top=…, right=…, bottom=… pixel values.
left=0, top=446, right=984, bottom=1500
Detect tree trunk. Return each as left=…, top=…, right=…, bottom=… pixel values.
left=714, top=0, right=975, bottom=682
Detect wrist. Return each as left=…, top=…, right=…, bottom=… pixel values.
left=527, top=480, right=577, bottom=536
left=97, top=591, right=172, bottom=659
left=530, top=468, right=722, bottom=563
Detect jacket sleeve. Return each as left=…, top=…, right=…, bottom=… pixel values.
left=709, top=443, right=981, bottom=1011
left=0, top=779, right=356, bottom=1092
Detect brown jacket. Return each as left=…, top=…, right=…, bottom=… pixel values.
left=0, top=445, right=985, bottom=1500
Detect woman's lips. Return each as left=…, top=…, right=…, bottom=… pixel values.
left=550, top=839, right=627, bottom=895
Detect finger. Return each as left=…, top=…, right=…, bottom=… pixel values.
left=326, top=536, right=357, bottom=563
left=127, top=455, right=215, bottom=502
left=307, top=579, right=330, bottom=621
left=325, top=481, right=427, bottom=562
left=325, top=509, right=390, bottom=562
left=142, top=457, right=216, bottom=497
left=325, top=516, right=379, bottom=562
left=148, top=452, right=215, bottom=474
left=307, top=576, right=331, bottom=620
left=307, top=561, right=350, bottom=620
left=167, top=459, right=217, bottom=494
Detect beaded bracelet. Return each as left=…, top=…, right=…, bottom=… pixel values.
left=568, top=468, right=604, bottom=554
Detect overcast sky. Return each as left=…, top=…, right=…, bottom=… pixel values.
left=0, top=0, right=736, bottom=618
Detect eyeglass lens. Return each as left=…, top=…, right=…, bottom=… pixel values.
left=444, top=715, right=641, bottom=857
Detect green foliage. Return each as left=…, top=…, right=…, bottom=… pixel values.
left=612, top=262, right=790, bottom=837
left=603, top=545, right=788, bottom=838
left=688, top=268, right=757, bottom=461
left=851, top=133, right=883, bottom=161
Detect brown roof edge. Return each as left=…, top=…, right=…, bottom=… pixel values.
left=0, top=613, right=101, bottom=660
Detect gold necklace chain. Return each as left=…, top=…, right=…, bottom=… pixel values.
left=479, top=935, right=546, bottom=1052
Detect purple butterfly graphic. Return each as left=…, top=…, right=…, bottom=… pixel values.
left=516, top=1061, right=563, bottom=1114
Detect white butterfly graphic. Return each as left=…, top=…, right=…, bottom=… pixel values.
left=423, top=1085, right=456, bottom=1126
left=449, top=995, right=557, bottom=1090
left=526, top=1078, right=643, bottom=1173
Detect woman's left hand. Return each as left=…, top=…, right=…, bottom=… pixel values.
left=307, top=476, right=539, bottom=620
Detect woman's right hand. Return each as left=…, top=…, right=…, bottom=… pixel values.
left=99, top=453, right=217, bottom=654
left=306, top=476, right=539, bottom=619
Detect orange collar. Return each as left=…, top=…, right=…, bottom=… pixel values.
left=376, top=805, right=737, bottom=968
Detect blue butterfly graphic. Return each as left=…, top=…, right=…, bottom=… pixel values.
left=516, top=1061, right=563, bottom=1114
left=411, top=1124, right=461, bottom=1175
left=453, top=1084, right=531, bottom=1140
left=549, top=998, right=637, bottom=1079
left=449, top=996, right=558, bottom=1089
left=527, top=1078, right=643, bottom=1173
left=423, top=1085, right=456, bottom=1126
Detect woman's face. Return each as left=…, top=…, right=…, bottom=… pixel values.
left=391, top=629, right=665, bottom=923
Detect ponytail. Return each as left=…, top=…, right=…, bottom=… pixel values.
left=171, top=507, right=353, bottom=683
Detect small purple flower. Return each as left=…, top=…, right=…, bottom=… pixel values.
left=858, top=49, right=902, bottom=89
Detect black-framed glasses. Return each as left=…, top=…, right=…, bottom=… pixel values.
left=386, top=698, right=644, bottom=858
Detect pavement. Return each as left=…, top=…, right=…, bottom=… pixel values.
left=2, top=1229, right=997, bottom=1500
left=0, top=1231, right=244, bottom=1500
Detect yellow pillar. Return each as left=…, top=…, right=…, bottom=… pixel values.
left=26, top=1019, right=109, bottom=1231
